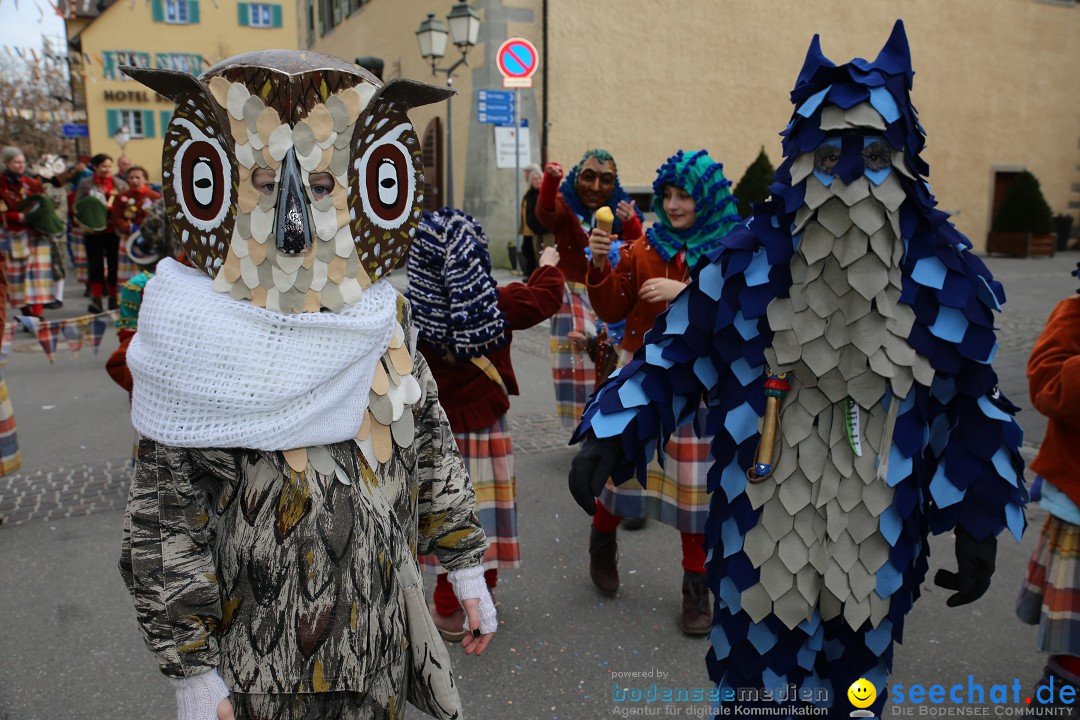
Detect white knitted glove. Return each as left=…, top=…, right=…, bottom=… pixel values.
left=170, top=669, right=230, bottom=720
left=448, top=565, right=498, bottom=635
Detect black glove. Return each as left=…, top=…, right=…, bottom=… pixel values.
left=933, top=526, right=997, bottom=607
left=568, top=435, right=624, bottom=515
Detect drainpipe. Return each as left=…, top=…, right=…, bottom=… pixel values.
left=541, top=0, right=548, bottom=165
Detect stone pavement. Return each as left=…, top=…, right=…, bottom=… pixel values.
left=0, top=253, right=1075, bottom=719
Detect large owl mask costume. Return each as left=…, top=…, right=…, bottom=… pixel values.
left=123, top=50, right=451, bottom=313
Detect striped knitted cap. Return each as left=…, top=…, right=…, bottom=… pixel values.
left=407, top=207, right=507, bottom=359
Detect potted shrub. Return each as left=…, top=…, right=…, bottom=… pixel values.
left=987, top=170, right=1055, bottom=257
left=733, top=147, right=775, bottom=219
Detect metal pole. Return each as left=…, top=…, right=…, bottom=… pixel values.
left=513, top=87, right=520, bottom=246
left=438, top=54, right=468, bottom=211
left=445, top=76, right=454, bottom=208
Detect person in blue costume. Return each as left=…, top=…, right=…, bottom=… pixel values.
left=569, top=21, right=1026, bottom=718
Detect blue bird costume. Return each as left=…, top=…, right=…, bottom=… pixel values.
left=573, top=21, right=1026, bottom=717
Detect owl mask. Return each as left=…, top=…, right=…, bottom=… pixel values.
left=122, top=50, right=452, bottom=313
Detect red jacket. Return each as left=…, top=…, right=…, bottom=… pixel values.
left=0, top=172, right=44, bottom=233
left=1029, top=296, right=1080, bottom=506
left=421, top=264, right=564, bottom=433
left=112, top=185, right=162, bottom=235
left=534, top=171, right=641, bottom=285
left=587, top=234, right=689, bottom=353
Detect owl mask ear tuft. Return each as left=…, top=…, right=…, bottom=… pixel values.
left=376, top=79, right=456, bottom=110
left=120, top=66, right=204, bottom=103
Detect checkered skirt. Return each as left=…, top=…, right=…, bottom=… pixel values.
left=550, top=282, right=597, bottom=429
left=420, top=415, right=519, bottom=572
left=1017, top=513, right=1080, bottom=656
left=598, top=405, right=712, bottom=534
left=116, top=242, right=138, bottom=288
left=0, top=371, right=21, bottom=476
left=68, top=226, right=88, bottom=284
left=2, top=229, right=53, bottom=307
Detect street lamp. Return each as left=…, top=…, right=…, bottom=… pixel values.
left=113, top=125, right=130, bottom=154
left=415, top=2, right=481, bottom=208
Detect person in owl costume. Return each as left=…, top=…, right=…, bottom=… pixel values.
left=116, top=51, right=496, bottom=720
left=569, top=21, right=1026, bottom=717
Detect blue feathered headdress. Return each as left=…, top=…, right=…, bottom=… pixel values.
left=407, top=208, right=507, bottom=359
left=558, top=148, right=643, bottom=234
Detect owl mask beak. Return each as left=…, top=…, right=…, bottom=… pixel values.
left=276, top=147, right=313, bottom=254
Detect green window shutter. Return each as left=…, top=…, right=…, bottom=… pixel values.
left=142, top=110, right=155, bottom=138
left=192, top=54, right=204, bottom=76
left=238, top=2, right=249, bottom=25
left=151, top=0, right=164, bottom=22
left=155, top=53, right=167, bottom=69
left=160, top=110, right=172, bottom=133
left=103, top=51, right=115, bottom=80
left=271, top=4, right=283, bottom=27
left=188, top=0, right=199, bottom=23
left=106, top=109, right=120, bottom=138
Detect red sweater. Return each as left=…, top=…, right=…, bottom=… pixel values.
left=1029, top=296, right=1080, bottom=506
left=0, top=172, right=44, bottom=232
left=587, top=234, right=688, bottom=353
left=534, top=171, right=641, bottom=285
left=421, top=264, right=564, bottom=433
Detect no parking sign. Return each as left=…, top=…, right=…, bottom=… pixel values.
left=496, top=37, right=538, bottom=88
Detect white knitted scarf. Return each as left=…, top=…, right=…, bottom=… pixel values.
left=128, top=258, right=398, bottom=451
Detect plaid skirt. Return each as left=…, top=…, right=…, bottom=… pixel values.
left=2, top=229, right=53, bottom=308
left=68, top=226, right=88, bottom=284
left=0, top=371, right=20, bottom=476
left=598, top=406, right=712, bottom=534
left=550, top=282, right=597, bottom=429
left=1017, top=513, right=1080, bottom=656
left=116, top=241, right=137, bottom=287
left=420, top=415, right=519, bottom=572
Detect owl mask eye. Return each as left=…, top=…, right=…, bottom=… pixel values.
left=173, top=119, right=232, bottom=232
left=357, top=123, right=416, bottom=230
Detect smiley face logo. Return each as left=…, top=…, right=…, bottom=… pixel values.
left=848, top=678, right=877, bottom=709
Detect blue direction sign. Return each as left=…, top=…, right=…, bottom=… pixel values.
left=61, top=124, right=89, bottom=138
left=477, top=89, right=517, bottom=125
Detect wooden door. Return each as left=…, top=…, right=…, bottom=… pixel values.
left=991, top=171, right=1020, bottom=227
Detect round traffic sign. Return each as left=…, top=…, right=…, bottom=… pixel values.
left=496, top=38, right=538, bottom=80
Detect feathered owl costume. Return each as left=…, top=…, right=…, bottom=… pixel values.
left=116, top=51, right=494, bottom=720
left=571, top=22, right=1026, bottom=716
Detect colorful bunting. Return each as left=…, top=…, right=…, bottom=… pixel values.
left=8, top=310, right=117, bottom=363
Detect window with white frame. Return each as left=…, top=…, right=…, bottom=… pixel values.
left=165, top=0, right=189, bottom=23
left=249, top=2, right=272, bottom=27
left=155, top=53, right=203, bottom=75
left=103, top=51, right=150, bottom=80
left=117, top=110, right=146, bottom=139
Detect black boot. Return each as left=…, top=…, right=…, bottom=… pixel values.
left=589, top=527, right=619, bottom=596
left=681, top=571, right=712, bottom=636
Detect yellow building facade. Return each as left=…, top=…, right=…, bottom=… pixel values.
left=308, top=0, right=1079, bottom=260
left=66, top=0, right=301, bottom=181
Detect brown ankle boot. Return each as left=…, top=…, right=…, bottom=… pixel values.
left=681, top=571, right=712, bottom=636
left=589, top=527, right=619, bottom=595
